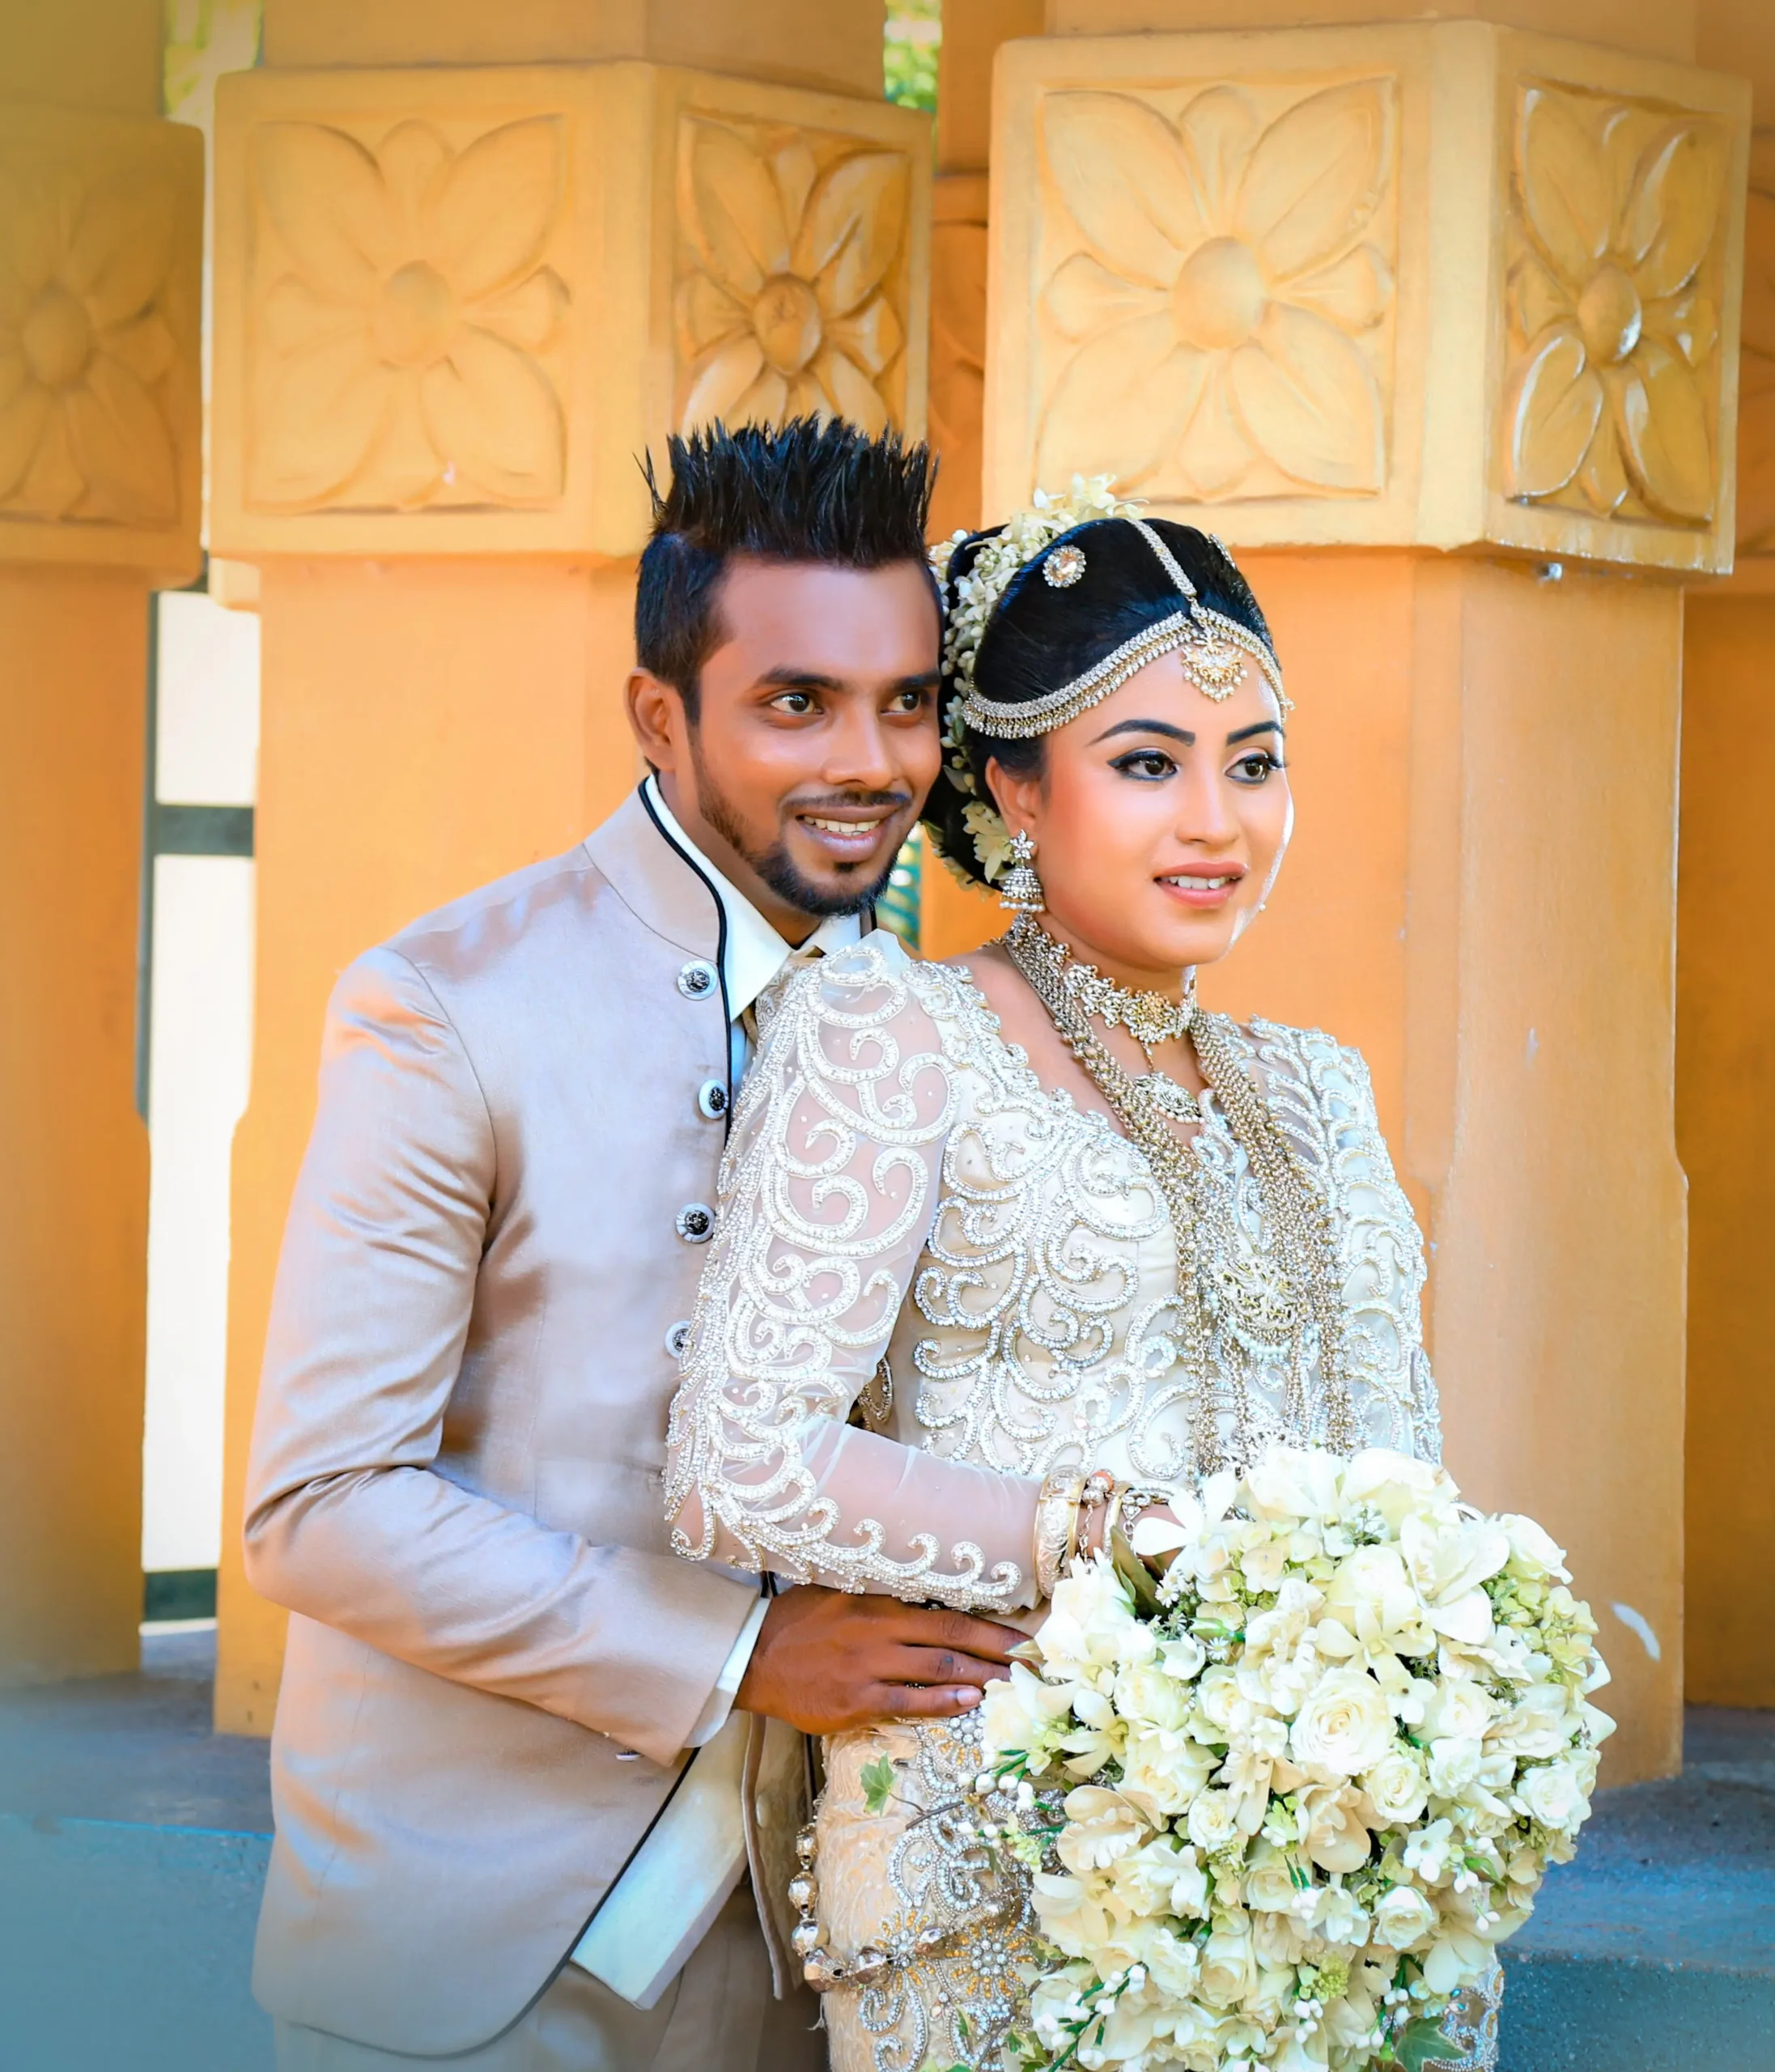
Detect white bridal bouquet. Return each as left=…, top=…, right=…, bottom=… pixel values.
left=970, top=1447, right=1612, bottom=2072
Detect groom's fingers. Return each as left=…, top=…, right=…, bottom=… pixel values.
left=873, top=1681, right=987, bottom=1718
left=881, top=1645, right=1013, bottom=1691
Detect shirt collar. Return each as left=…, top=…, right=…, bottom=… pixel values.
left=643, top=775, right=864, bottom=1021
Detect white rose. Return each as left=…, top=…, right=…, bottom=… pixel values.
left=1517, top=1758, right=1590, bottom=1835
left=1241, top=1841, right=1302, bottom=1914
left=1057, top=1785, right=1149, bottom=1872
left=1421, top=1678, right=1494, bottom=1743
left=1145, top=1924, right=1204, bottom=1998
left=1426, top=1734, right=1484, bottom=1799
left=1187, top=1788, right=1242, bottom=1855
left=1107, top=1834, right=1200, bottom=1919
left=1291, top=1668, right=1397, bottom=1778
left=1198, top=1916, right=1258, bottom=2009
left=1298, top=1781, right=1373, bottom=1874
left=1115, top=1662, right=1192, bottom=1732
left=1371, top=1884, right=1437, bottom=1951
left=1196, top=1664, right=1246, bottom=1734
left=1361, top=1747, right=1429, bottom=1827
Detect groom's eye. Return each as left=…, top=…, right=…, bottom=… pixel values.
left=771, top=689, right=817, bottom=715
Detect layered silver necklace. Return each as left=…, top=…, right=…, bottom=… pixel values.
left=1003, top=916, right=1357, bottom=1465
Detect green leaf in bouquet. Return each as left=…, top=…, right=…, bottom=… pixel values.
left=861, top=1755, right=899, bottom=1815
left=1108, top=1523, right=1166, bottom=1618
left=1395, top=2014, right=1460, bottom=2072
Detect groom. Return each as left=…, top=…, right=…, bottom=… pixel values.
left=244, top=420, right=1023, bottom=2070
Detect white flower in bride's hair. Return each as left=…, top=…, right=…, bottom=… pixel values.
left=962, top=799, right=1015, bottom=881
left=1291, top=1667, right=1397, bottom=1779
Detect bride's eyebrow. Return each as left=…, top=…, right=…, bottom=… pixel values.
left=1090, top=718, right=1194, bottom=745
left=1225, top=720, right=1284, bottom=744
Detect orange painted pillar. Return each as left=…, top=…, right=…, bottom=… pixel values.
left=0, top=2, right=202, bottom=1684
left=1679, top=0, right=1775, bottom=1707
left=976, top=5, right=1754, bottom=1781
left=210, top=0, right=929, bottom=1731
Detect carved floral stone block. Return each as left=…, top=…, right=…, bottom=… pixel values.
left=1735, top=135, right=1775, bottom=558
left=0, top=104, right=202, bottom=574
left=675, top=115, right=913, bottom=437
left=1033, top=76, right=1399, bottom=505
left=1500, top=84, right=1730, bottom=533
left=213, top=66, right=927, bottom=558
left=987, top=27, right=1749, bottom=572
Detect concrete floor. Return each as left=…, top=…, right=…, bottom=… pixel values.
left=0, top=1629, right=274, bottom=2072
left=0, top=1635, right=1769, bottom=2072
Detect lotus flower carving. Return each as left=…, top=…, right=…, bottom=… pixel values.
left=676, top=119, right=910, bottom=436
left=0, top=161, right=180, bottom=524
left=248, top=117, right=568, bottom=512
left=1034, top=80, right=1397, bottom=500
left=1501, top=85, right=1727, bottom=526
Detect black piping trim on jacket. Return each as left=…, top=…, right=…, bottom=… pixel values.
left=637, top=779, right=737, bottom=1138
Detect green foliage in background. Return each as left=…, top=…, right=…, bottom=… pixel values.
left=885, top=0, right=941, bottom=113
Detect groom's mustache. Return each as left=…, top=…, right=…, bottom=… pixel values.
left=779, top=788, right=915, bottom=817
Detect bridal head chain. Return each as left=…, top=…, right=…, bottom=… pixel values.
left=929, top=478, right=1289, bottom=881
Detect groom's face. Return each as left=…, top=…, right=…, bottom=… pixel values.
left=631, top=556, right=943, bottom=941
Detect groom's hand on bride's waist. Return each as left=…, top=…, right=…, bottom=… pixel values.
left=736, top=1588, right=1024, bottom=1734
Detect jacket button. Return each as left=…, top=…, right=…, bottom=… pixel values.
left=676, top=1203, right=715, bottom=1243
left=665, top=1318, right=693, bottom=1359
left=677, top=960, right=718, bottom=1000
left=697, top=1077, right=729, bottom=1120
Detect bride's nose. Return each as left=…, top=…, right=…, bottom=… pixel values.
left=1170, top=757, right=1240, bottom=848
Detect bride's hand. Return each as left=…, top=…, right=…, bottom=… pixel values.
left=736, top=1587, right=1027, bottom=1735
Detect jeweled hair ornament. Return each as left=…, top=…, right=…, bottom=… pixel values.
left=955, top=515, right=1289, bottom=740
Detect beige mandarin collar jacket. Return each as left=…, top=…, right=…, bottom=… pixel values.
left=244, top=788, right=808, bottom=2057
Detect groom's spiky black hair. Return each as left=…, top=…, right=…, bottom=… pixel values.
left=636, top=418, right=936, bottom=715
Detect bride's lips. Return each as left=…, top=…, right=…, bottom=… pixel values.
left=1156, top=864, right=1246, bottom=909
left=792, top=809, right=902, bottom=862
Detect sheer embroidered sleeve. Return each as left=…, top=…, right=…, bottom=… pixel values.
left=665, top=938, right=1038, bottom=1609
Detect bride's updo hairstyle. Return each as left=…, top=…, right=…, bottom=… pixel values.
left=923, top=499, right=1282, bottom=890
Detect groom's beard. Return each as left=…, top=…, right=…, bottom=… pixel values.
left=690, top=745, right=907, bottom=920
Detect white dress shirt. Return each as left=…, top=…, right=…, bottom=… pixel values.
left=643, top=775, right=864, bottom=1747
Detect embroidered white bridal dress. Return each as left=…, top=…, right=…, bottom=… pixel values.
left=665, top=934, right=1488, bottom=2072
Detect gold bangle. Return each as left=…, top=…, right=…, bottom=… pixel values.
left=1034, top=1471, right=1085, bottom=1599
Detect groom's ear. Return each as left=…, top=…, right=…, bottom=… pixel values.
left=626, top=668, right=690, bottom=772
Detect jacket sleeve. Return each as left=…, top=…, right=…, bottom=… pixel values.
left=664, top=941, right=1040, bottom=1611
left=244, top=947, right=758, bottom=1769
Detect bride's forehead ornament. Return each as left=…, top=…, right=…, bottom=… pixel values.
left=932, top=482, right=1291, bottom=745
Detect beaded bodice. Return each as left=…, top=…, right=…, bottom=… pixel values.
left=665, top=934, right=1440, bottom=1613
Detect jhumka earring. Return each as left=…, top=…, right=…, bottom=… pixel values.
left=998, top=830, right=1045, bottom=915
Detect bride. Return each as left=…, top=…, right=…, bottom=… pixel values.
left=663, top=482, right=1488, bottom=2072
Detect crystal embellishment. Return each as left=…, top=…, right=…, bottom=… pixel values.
left=1043, top=542, right=1086, bottom=588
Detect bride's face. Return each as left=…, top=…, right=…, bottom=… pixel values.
left=987, top=648, right=1291, bottom=985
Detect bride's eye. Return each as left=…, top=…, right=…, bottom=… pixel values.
left=1109, top=749, right=1177, bottom=781
left=1229, top=752, right=1283, bottom=784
